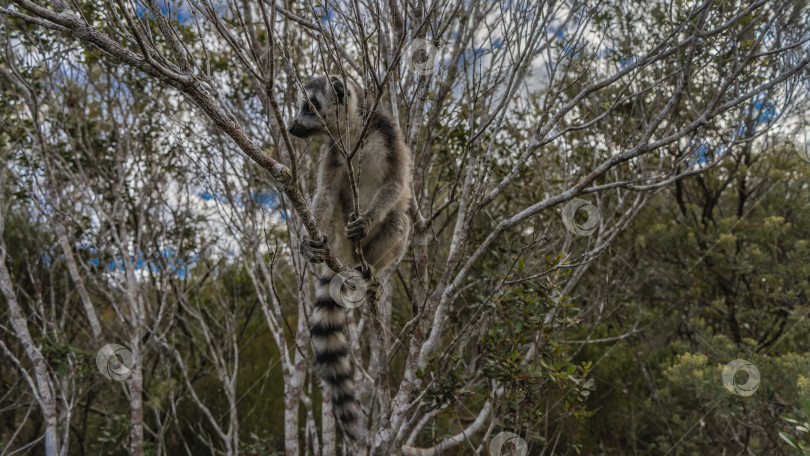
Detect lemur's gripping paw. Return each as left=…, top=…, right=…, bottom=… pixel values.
left=366, top=276, right=382, bottom=302
left=346, top=213, right=370, bottom=243
left=354, top=265, right=382, bottom=302
left=300, top=235, right=328, bottom=263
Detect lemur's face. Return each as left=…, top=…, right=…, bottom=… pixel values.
left=288, top=92, right=324, bottom=138
left=288, top=76, right=348, bottom=139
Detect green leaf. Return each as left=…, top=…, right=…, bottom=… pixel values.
left=783, top=416, right=800, bottom=425
left=778, top=431, right=799, bottom=449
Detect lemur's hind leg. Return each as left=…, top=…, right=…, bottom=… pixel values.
left=360, top=210, right=411, bottom=288
left=352, top=265, right=382, bottom=302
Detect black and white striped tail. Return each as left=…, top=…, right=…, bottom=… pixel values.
left=311, top=273, right=363, bottom=442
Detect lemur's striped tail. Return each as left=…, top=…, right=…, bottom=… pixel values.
left=311, top=273, right=364, bottom=442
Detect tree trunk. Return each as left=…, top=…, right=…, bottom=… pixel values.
left=0, top=250, right=59, bottom=456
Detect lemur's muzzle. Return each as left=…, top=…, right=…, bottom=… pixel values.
left=288, top=122, right=314, bottom=138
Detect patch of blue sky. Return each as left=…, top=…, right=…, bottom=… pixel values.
left=198, top=190, right=279, bottom=209
left=321, top=6, right=335, bottom=24
left=752, top=98, right=777, bottom=126
left=74, top=242, right=98, bottom=254
left=472, top=47, right=487, bottom=57
left=757, top=106, right=776, bottom=124
left=41, top=250, right=55, bottom=267
left=734, top=97, right=776, bottom=139
left=198, top=191, right=227, bottom=203
left=688, top=140, right=732, bottom=167
left=56, top=64, right=89, bottom=87
left=135, top=1, right=196, bottom=24
left=252, top=191, right=278, bottom=208
left=102, top=250, right=195, bottom=277
left=688, top=143, right=710, bottom=166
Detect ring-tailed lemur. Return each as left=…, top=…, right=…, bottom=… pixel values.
left=288, top=75, right=412, bottom=442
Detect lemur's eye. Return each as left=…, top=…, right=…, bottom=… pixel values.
left=308, top=104, right=316, bottom=113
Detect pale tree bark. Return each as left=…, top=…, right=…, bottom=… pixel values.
left=0, top=227, right=59, bottom=455
left=0, top=55, right=104, bottom=344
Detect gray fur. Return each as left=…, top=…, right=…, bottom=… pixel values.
left=290, top=75, right=412, bottom=443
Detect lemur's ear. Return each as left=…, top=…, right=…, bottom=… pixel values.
left=330, top=76, right=345, bottom=105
